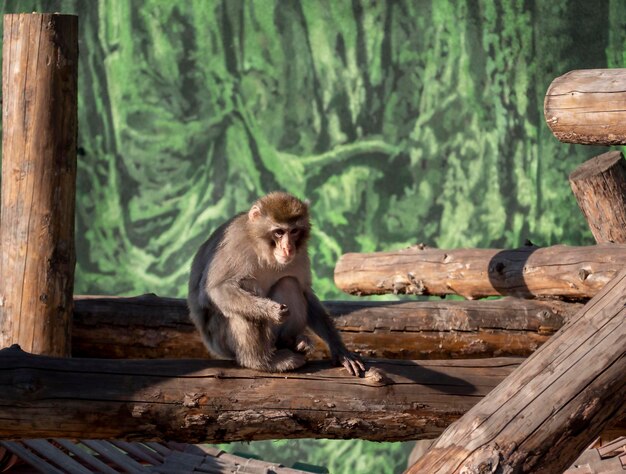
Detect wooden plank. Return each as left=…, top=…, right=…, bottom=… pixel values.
left=0, top=441, right=65, bottom=474
left=597, top=436, right=626, bottom=458
left=154, top=451, right=204, bottom=472
left=22, top=439, right=92, bottom=474
left=110, top=440, right=163, bottom=465
left=145, top=442, right=172, bottom=457
left=81, top=440, right=147, bottom=473
left=53, top=439, right=119, bottom=474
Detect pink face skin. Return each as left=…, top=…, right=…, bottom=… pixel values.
left=272, top=227, right=301, bottom=265
left=247, top=201, right=308, bottom=266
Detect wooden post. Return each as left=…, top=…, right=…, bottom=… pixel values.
left=544, top=69, right=626, bottom=145
left=405, top=268, right=626, bottom=474
left=569, top=151, right=626, bottom=243
left=0, top=14, right=78, bottom=356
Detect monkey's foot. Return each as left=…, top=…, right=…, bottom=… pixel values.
left=271, top=349, right=306, bottom=372
left=294, top=335, right=314, bottom=354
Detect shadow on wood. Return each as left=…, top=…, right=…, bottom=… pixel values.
left=0, top=345, right=521, bottom=443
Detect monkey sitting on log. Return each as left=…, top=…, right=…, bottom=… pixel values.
left=188, top=192, right=365, bottom=376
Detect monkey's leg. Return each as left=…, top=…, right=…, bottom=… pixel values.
left=305, top=290, right=366, bottom=376
left=269, top=277, right=311, bottom=353
left=229, top=316, right=305, bottom=372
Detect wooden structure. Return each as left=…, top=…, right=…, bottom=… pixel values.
left=72, top=295, right=580, bottom=360
left=0, top=13, right=78, bottom=357
left=0, top=12, right=625, bottom=473
left=405, top=70, right=626, bottom=473
left=563, top=437, right=626, bottom=473
left=0, top=439, right=314, bottom=473
left=0, top=345, right=521, bottom=443
left=335, top=243, right=625, bottom=299
left=405, top=267, right=626, bottom=473
left=544, top=68, right=626, bottom=145
left=569, top=150, right=626, bottom=243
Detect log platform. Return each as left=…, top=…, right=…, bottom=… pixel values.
left=72, top=295, right=581, bottom=360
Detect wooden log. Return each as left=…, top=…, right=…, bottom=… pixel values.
left=0, top=345, right=521, bottom=442
left=406, top=268, right=626, bottom=474
left=0, top=14, right=78, bottom=356
left=569, top=151, right=626, bottom=243
left=335, top=244, right=626, bottom=299
left=544, top=69, right=626, bottom=145
left=72, top=295, right=581, bottom=360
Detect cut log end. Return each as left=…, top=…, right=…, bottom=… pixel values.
left=544, top=69, right=626, bottom=146
left=569, top=151, right=624, bottom=181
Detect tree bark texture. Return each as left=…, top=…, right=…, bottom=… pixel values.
left=545, top=69, right=626, bottom=145
left=72, top=295, right=581, bottom=360
left=569, top=151, right=626, bottom=244
left=0, top=345, right=521, bottom=443
left=334, top=244, right=626, bottom=299
left=406, top=268, right=626, bottom=474
left=0, top=14, right=78, bottom=356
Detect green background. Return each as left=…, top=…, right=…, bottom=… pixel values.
left=2, top=1, right=623, bottom=472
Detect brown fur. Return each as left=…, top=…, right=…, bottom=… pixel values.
left=187, top=192, right=364, bottom=375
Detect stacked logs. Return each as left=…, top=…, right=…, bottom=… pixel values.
left=405, top=70, right=626, bottom=473
left=0, top=22, right=624, bottom=472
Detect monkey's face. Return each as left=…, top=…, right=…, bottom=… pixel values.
left=247, top=192, right=311, bottom=267
left=271, top=226, right=303, bottom=265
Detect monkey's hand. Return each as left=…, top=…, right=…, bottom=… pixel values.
left=333, top=348, right=365, bottom=377
left=267, top=301, right=289, bottom=324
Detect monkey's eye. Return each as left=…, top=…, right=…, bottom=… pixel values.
left=290, top=228, right=300, bottom=237
left=273, top=229, right=285, bottom=238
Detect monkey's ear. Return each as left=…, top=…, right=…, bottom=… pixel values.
left=248, top=204, right=263, bottom=221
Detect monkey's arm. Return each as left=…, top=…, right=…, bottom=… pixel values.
left=208, top=280, right=286, bottom=324
left=304, top=291, right=365, bottom=376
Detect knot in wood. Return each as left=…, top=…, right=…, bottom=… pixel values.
left=183, top=392, right=202, bottom=408
left=363, top=367, right=394, bottom=387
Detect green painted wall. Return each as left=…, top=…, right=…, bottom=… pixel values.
left=2, top=1, right=623, bottom=471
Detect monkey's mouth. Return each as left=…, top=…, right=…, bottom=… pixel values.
left=274, top=252, right=294, bottom=265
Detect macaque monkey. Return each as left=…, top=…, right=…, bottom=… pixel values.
left=188, top=192, right=365, bottom=376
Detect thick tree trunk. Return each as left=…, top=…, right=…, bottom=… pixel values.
left=0, top=14, right=78, bottom=356
left=569, top=151, right=626, bottom=244
left=545, top=69, right=626, bottom=145
left=72, top=295, right=581, bottom=360
left=0, top=345, right=521, bottom=442
left=334, top=244, right=625, bottom=299
left=406, top=268, right=626, bottom=474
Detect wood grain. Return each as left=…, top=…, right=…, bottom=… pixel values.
left=406, top=268, right=626, bottom=473
left=335, top=244, right=626, bottom=299
left=0, top=345, right=520, bottom=443
left=569, top=151, right=626, bottom=243
left=72, top=295, right=581, bottom=360
left=0, top=14, right=78, bottom=356
left=545, top=69, right=626, bottom=145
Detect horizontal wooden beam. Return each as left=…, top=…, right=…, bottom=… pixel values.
left=0, top=345, right=520, bottom=443
left=334, top=244, right=626, bottom=299
left=72, top=295, right=582, bottom=360
left=544, top=69, right=626, bottom=145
